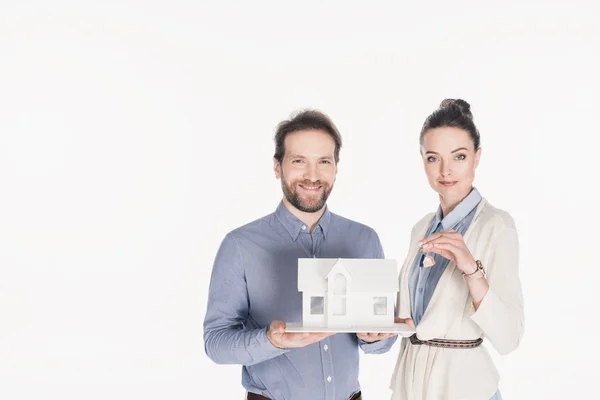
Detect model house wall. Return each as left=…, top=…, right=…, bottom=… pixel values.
left=298, top=258, right=398, bottom=328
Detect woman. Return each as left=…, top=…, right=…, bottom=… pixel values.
left=390, top=99, right=524, bottom=400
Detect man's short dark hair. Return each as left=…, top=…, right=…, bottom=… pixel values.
left=273, top=110, right=342, bottom=164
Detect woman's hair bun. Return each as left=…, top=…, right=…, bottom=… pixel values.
left=439, top=98, right=472, bottom=119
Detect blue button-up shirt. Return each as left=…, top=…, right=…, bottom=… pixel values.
left=204, top=202, right=396, bottom=400
left=408, top=188, right=482, bottom=325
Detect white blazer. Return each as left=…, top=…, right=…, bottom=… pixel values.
left=390, top=198, right=524, bottom=400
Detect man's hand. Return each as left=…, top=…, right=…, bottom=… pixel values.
left=356, top=317, right=416, bottom=343
left=267, top=320, right=335, bottom=349
left=394, top=317, right=415, bottom=327
left=356, top=332, right=398, bottom=343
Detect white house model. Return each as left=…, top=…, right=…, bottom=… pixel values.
left=296, top=258, right=399, bottom=329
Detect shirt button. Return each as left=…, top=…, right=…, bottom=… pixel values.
left=323, top=344, right=328, bottom=351
left=301, top=225, right=306, bottom=230
left=418, top=288, right=424, bottom=293
left=327, top=376, right=332, bottom=383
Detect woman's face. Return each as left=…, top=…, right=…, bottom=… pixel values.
left=420, top=127, right=481, bottom=204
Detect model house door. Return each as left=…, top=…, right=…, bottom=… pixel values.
left=332, top=273, right=347, bottom=315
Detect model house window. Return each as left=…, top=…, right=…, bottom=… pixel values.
left=373, top=297, right=387, bottom=315
left=333, top=273, right=347, bottom=294
left=310, top=296, right=324, bottom=315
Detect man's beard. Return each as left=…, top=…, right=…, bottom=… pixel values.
left=281, top=172, right=333, bottom=213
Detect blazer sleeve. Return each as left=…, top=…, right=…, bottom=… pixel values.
left=470, top=226, right=525, bottom=355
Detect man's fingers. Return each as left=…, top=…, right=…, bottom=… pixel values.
left=362, top=333, right=376, bottom=340
left=295, top=332, right=334, bottom=346
left=356, top=333, right=372, bottom=342
left=284, top=332, right=311, bottom=341
left=359, top=332, right=396, bottom=341
left=297, top=331, right=333, bottom=340
left=372, top=333, right=394, bottom=339
left=270, top=320, right=286, bottom=335
left=395, top=317, right=415, bottom=328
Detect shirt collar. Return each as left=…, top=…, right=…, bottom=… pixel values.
left=275, top=201, right=331, bottom=241
left=434, top=187, right=482, bottom=230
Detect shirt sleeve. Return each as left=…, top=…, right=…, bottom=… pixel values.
left=470, top=227, right=525, bottom=355
left=203, top=233, right=289, bottom=365
left=372, top=230, right=385, bottom=259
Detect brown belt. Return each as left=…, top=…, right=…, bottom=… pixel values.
left=409, top=334, right=482, bottom=349
left=246, top=390, right=362, bottom=400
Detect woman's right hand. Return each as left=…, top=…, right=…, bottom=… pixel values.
left=395, top=317, right=415, bottom=328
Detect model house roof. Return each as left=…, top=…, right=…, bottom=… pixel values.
left=297, top=258, right=399, bottom=293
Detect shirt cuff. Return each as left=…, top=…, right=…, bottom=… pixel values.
left=358, top=335, right=397, bottom=354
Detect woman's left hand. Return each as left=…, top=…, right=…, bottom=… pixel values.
left=419, top=229, right=477, bottom=274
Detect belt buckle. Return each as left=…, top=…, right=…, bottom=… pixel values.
left=348, top=391, right=362, bottom=400
left=409, top=334, right=424, bottom=345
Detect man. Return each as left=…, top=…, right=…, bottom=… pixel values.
left=203, top=110, right=397, bottom=400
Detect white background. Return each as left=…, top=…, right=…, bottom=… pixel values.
left=0, top=1, right=598, bottom=399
